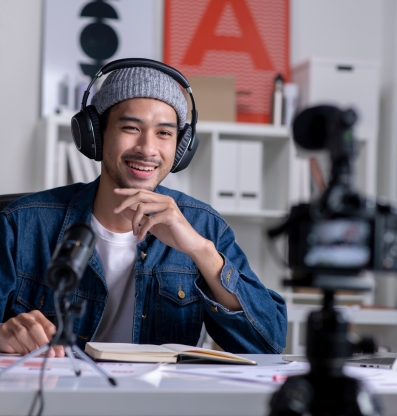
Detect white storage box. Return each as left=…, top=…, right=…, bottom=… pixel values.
left=213, top=139, right=263, bottom=212
left=292, top=57, right=380, bottom=141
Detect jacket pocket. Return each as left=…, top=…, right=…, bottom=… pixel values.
left=12, top=276, right=56, bottom=317
left=155, top=271, right=202, bottom=343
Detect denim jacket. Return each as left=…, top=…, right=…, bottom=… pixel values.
left=0, top=178, right=287, bottom=354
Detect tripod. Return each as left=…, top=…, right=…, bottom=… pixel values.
left=269, top=285, right=381, bottom=416
left=0, top=293, right=116, bottom=386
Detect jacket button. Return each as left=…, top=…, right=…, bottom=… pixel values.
left=210, top=306, right=218, bottom=313
left=178, top=290, right=185, bottom=299
left=38, top=295, right=45, bottom=309
left=226, top=269, right=233, bottom=281
left=141, top=251, right=147, bottom=260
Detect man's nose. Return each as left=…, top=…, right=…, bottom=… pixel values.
left=135, top=131, right=157, bottom=156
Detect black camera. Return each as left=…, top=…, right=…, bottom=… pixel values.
left=268, top=105, right=397, bottom=289
left=268, top=105, right=385, bottom=416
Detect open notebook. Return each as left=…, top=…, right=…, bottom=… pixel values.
left=85, top=342, right=257, bottom=365
left=283, top=353, right=397, bottom=370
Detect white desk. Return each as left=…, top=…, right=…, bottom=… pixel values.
left=2, top=355, right=397, bottom=416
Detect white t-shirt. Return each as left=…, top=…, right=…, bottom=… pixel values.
left=91, top=215, right=138, bottom=343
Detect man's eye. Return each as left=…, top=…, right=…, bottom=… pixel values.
left=123, top=126, right=138, bottom=131
left=159, top=130, right=173, bottom=136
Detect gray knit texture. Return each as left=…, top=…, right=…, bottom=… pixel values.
left=91, top=67, right=188, bottom=129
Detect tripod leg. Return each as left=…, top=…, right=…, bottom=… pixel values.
left=71, top=345, right=117, bottom=386
left=65, top=345, right=81, bottom=376
left=0, top=344, right=50, bottom=376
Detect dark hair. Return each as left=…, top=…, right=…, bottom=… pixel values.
left=99, top=106, right=113, bottom=133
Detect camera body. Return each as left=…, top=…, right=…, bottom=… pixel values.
left=287, top=202, right=397, bottom=276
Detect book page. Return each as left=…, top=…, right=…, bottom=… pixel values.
left=162, top=344, right=248, bottom=360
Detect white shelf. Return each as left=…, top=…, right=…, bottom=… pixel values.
left=219, top=209, right=287, bottom=221
left=196, top=120, right=290, bottom=140
left=281, top=291, right=368, bottom=305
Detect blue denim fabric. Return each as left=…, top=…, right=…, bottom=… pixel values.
left=0, top=178, right=287, bottom=353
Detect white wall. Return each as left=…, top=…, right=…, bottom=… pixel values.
left=290, top=0, right=382, bottom=66
left=0, top=0, right=42, bottom=193
left=378, top=0, right=397, bottom=201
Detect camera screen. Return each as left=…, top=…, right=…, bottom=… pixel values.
left=304, top=219, right=371, bottom=269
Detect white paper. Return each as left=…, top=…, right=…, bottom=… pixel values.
left=0, top=356, right=159, bottom=378
left=344, top=366, right=397, bottom=394
left=165, top=360, right=397, bottom=394
left=163, top=361, right=310, bottom=385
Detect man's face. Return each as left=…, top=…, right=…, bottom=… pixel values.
left=102, top=98, right=178, bottom=191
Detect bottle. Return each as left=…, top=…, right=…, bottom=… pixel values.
left=283, top=83, right=299, bottom=126
left=271, top=74, right=285, bottom=126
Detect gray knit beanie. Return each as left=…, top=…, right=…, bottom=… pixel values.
left=91, top=67, right=188, bottom=130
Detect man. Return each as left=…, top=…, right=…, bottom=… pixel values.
left=0, top=64, right=287, bottom=358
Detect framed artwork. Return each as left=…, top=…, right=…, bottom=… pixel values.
left=41, top=0, right=162, bottom=117
left=164, top=0, right=290, bottom=123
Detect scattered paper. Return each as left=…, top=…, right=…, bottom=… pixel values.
left=0, top=356, right=160, bottom=379
left=164, top=360, right=397, bottom=394
left=162, top=361, right=310, bottom=385
left=344, top=366, right=397, bottom=394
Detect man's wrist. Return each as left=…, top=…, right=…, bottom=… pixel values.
left=186, top=237, right=215, bottom=264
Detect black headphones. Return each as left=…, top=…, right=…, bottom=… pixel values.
left=71, top=58, right=199, bottom=173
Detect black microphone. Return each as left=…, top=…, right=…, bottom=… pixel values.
left=292, top=105, right=339, bottom=150
left=46, top=222, right=96, bottom=295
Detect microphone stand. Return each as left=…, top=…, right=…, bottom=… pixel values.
left=0, top=286, right=116, bottom=386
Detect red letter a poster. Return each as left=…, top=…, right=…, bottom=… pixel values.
left=164, top=0, right=289, bottom=123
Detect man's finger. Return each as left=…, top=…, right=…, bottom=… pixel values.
left=0, top=325, right=28, bottom=355
left=20, top=312, right=56, bottom=348
left=52, top=345, right=65, bottom=357
left=113, top=190, right=164, bottom=214
left=121, top=208, right=136, bottom=221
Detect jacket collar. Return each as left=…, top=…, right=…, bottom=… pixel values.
left=57, top=177, right=100, bottom=245
left=57, top=177, right=105, bottom=280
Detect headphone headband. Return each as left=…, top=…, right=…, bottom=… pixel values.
left=100, top=58, right=191, bottom=88
left=82, top=58, right=191, bottom=109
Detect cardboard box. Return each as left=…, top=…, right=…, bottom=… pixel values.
left=186, top=76, right=236, bottom=122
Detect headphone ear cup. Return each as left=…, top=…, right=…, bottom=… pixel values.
left=171, top=124, right=199, bottom=173
left=85, top=105, right=103, bottom=161
left=71, top=106, right=102, bottom=160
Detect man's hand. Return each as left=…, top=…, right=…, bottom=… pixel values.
left=114, top=188, right=207, bottom=256
left=113, top=188, right=242, bottom=311
left=0, top=310, right=65, bottom=357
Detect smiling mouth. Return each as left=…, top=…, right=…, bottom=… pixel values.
left=126, top=161, right=157, bottom=172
